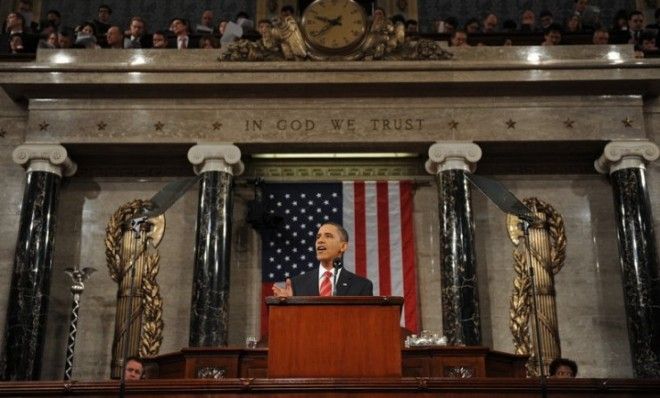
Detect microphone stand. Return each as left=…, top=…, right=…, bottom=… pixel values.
left=118, top=216, right=150, bottom=398
left=332, top=257, right=343, bottom=296
left=521, top=220, right=547, bottom=398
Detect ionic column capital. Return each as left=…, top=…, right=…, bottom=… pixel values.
left=595, top=140, right=659, bottom=174
left=12, top=144, right=77, bottom=177
left=425, top=141, right=482, bottom=174
left=187, top=143, right=244, bottom=175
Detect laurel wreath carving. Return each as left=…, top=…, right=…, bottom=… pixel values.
left=509, top=197, right=566, bottom=377
left=105, top=199, right=163, bottom=358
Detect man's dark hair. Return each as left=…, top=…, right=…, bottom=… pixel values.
left=125, top=356, right=144, bottom=369
left=98, top=4, right=112, bottom=14
left=464, top=17, right=479, bottom=29
left=539, top=10, right=553, bottom=19
left=544, top=23, right=562, bottom=35
left=629, top=10, right=643, bottom=20
left=280, top=5, right=294, bottom=15
left=47, top=9, right=61, bottom=19
left=320, top=222, right=349, bottom=243
left=549, top=358, right=578, bottom=376
left=236, top=11, right=250, bottom=20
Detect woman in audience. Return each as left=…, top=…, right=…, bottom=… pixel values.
left=565, top=15, right=583, bottom=33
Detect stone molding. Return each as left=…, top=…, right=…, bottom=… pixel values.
left=425, top=142, right=482, bottom=174
left=595, top=140, right=660, bottom=174
left=12, top=144, right=77, bottom=177
left=188, top=144, right=245, bottom=175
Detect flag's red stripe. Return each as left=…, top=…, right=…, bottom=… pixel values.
left=260, top=283, right=274, bottom=338
left=376, top=182, right=392, bottom=295
left=400, top=181, right=419, bottom=332
left=354, top=182, right=367, bottom=277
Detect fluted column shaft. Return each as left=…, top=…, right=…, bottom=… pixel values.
left=1, top=144, right=76, bottom=380
left=187, top=144, right=244, bottom=347
left=426, top=142, right=483, bottom=345
left=596, top=140, right=660, bottom=378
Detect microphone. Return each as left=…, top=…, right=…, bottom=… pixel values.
left=332, top=257, right=343, bottom=296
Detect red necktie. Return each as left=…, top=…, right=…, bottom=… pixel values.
left=319, top=271, right=333, bottom=296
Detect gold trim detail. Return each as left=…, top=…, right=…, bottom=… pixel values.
left=105, top=199, right=165, bottom=377
left=507, top=197, right=566, bottom=377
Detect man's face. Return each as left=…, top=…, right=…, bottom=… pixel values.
left=152, top=33, right=167, bottom=48
left=130, top=20, right=144, bottom=37
left=47, top=12, right=60, bottom=25
left=522, top=10, right=535, bottom=25
left=575, top=0, right=588, bottom=13
left=642, top=38, right=657, bottom=50
left=58, top=34, right=72, bottom=48
left=315, top=224, right=347, bottom=264
left=124, top=360, right=143, bottom=381
left=483, top=14, right=497, bottom=31
left=629, top=14, right=644, bottom=31
left=258, top=22, right=271, bottom=36
left=98, top=7, right=111, bottom=23
left=466, top=22, right=479, bottom=33
left=171, top=19, right=186, bottom=35
left=452, top=32, right=467, bottom=47
left=593, top=31, right=609, bottom=45
left=6, top=13, right=21, bottom=31
left=106, top=27, right=122, bottom=46
left=540, top=15, right=553, bottom=28
left=545, top=31, right=561, bottom=45
left=554, top=365, right=574, bottom=378
left=202, top=11, right=213, bottom=27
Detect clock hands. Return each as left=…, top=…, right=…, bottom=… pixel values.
left=311, top=15, right=343, bottom=37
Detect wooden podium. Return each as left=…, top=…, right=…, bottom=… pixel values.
left=266, top=296, right=403, bottom=378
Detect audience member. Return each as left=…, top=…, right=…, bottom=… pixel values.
left=196, top=10, right=214, bottom=34
left=45, top=31, right=58, bottom=48
left=93, top=4, right=112, bottom=36
left=170, top=18, right=196, bottom=49
left=572, top=0, right=600, bottom=31
left=482, top=13, right=498, bottom=33
left=640, top=30, right=658, bottom=51
left=464, top=18, right=480, bottom=34
left=75, top=21, right=97, bottom=47
left=124, top=16, right=150, bottom=48
left=152, top=30, right=168, bottom=48
left=520, top=9, right=536, bottom=32
left=44, top=9, right=61, bottom=31
left=592, top=28, right=610, bottom=45
left=17, top=0, right=38, bottom=33
left=627, top=11, right=645, bottom=47
left=549, top=358, right=578, bottom=378
left=539, top=10, right=554, bottom=30
left=9, top=32, right=24, bottom=53
left=450, top=30, right=469, bottom=47
left=105, top=25, right=123, bottom=49
left=443, top=17, right=458, bottom=34
left=123, top=356, right=144, bottom=381
left=542, top=23, right=562, bottom=45
left=2, top=11, right=36, bottom=53
left=199, top=34, right=219, bottom=49
left=235, top=11, right=254, bottom=33
left=57, top=30, right=73, bottom=48
left=565, top=15, right=582, bottom=33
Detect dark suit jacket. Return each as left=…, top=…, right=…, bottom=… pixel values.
left=291, top=268, right=373, bottom=296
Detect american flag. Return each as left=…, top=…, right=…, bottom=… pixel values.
left=260, top=181, right=419, bottom=336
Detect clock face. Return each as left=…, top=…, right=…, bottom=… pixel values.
left=301, top=0, right=368, bottom=53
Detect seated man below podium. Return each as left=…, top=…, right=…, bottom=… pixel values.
left=272, top=222, right=373, bottom=296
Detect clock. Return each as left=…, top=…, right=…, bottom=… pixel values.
left=301, top=0, right=368, bottom=54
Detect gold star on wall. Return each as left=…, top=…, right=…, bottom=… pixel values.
left=212, top=122, right=223, bottom=130
left=505, top=119, right=516, bottom=129
left=563, top=119, right=575, bottom=128
left=622, top=117, right=633, bottom=128
left=154, top=121, right=164, bottom=131
left=97, top=121, right=107, bottom=130
left=448, top=120, right=459, bottom=130
left=39, top=121, right=49, bottom=131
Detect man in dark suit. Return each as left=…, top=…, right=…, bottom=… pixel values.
left=272, top=222, right=373, bottom=296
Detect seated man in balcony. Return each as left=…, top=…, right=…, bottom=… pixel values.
left=272, top=222, right=373, bottom=297
left=123, top=356, right=145, bottom=381
left=549, top=357, right=578, bottom=378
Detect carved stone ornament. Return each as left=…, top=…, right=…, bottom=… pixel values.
left=425, top=141, right=482, bottom=174
left=220, top=4, right=452, bottom=62
left=595, top=140, right=660, bottom=174
left=188, top=143, right=245, bottom=175
left=12, top=144, right=77, bottom=177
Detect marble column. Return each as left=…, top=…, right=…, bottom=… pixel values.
left=187, top=144, right=244, bottom=347
left=595, top=140, right=660, bottom=378
left=1, top=144, right=76, bottom=381
left=426, top=142, right=483, bottom=346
